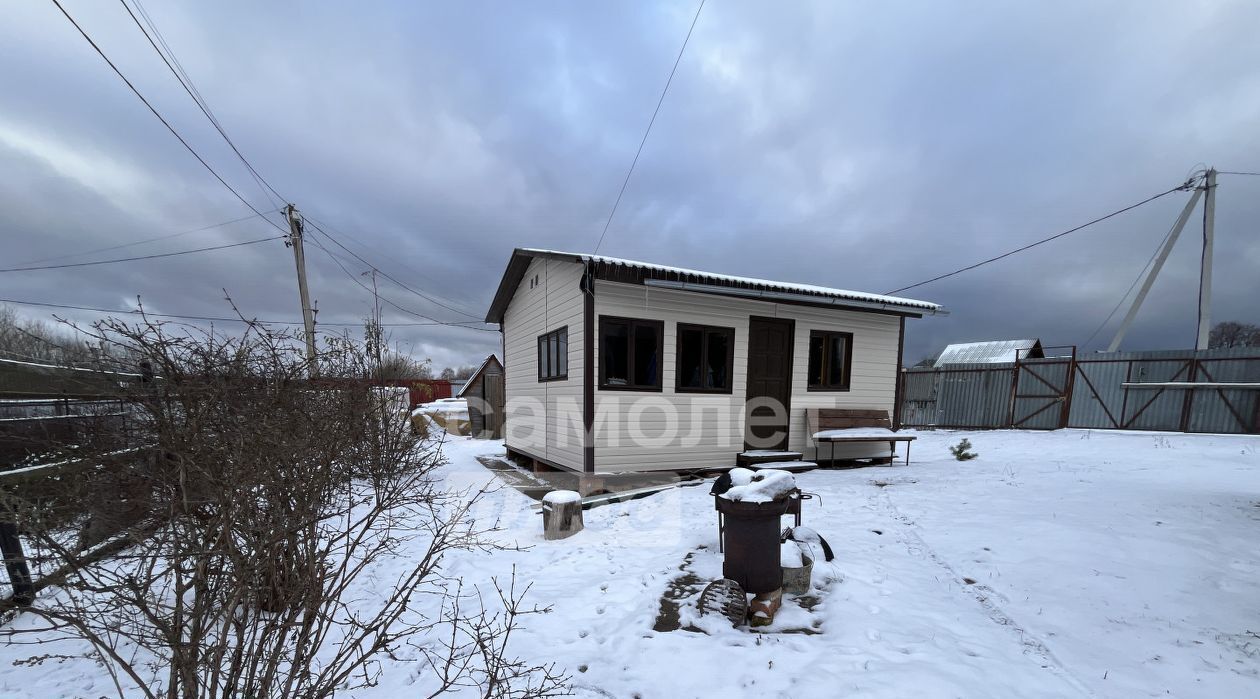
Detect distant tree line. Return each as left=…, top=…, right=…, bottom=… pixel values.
left=1209, top=321, right=1260, bottom=349
left=0, top=306, right=117, bottom=367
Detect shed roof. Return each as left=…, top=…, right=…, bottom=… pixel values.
left=455, top=354, right=502, bottom=398
left=935, top=339, right=1044, bottom=366
left=485, top=248, right=944, bottom=323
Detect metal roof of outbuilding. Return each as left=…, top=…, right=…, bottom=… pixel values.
left=935, top=339, right=1044, bottom=366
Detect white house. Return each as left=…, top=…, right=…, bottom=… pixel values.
left=484, top=248, right=945, bottom=474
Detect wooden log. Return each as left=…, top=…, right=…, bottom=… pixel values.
left=542, top=490, right=583, bottom=540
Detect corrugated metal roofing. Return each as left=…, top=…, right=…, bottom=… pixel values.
left=521, top=248, right=941, bottom=310
left=935, top=339, right=1042, bottom=366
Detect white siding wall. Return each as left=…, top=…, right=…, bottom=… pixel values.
left=501, top=257, right=585, bottom=470
left=592, top=281, right=901, bottom=473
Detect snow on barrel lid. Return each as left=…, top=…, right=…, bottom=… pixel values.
left=720, top=468, right=797, bottom=503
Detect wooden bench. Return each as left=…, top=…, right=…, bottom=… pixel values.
left=806, top=408, right=916, bottom=466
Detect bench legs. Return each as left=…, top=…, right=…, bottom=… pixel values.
left=818, top=440, right=913, bottom=466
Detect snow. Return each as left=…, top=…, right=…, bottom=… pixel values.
left=780, top=541, right=806, bottom=568
left=814, top=427, right=899, bottom=439
left=542, top=489, right=581, bottom=505
left=3, top=429, right=1260, bottom=697
left=720, top=467, right=797, bottom=503
left=740, top=449, right=801, bottom=457
left=747, top=460, right=817, bottom=472
left=410, top=398, right=468, bottom=417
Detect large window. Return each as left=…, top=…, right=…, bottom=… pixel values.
left=599, top=316, right=663, bottom=391
left=537, top=327, right=568, bottom=381
left=807, top=330, right=852, bottom=391
left=676, top=323, right=734, bottom=393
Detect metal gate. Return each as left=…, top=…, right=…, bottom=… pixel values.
left=900, top=347, right=1260, bottom=434
left=1010, top=348, right=1075, bottom=429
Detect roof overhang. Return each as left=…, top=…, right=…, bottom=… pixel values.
left=641, top=279, right=948, bottom=318
left=484, top=248, right=946, bottom=323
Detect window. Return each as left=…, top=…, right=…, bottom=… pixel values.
left=676, top=323, right=735, bottom=393
left=599, top=316, right=663, bottom=391
left=807, top=330, right=852, bottom=391
left=537, top=327, right=568, bottom=381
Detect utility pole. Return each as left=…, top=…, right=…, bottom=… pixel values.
left=1107, top=186, right=1203, bottom=352
left=285, top=204, right=319, bottom=372
left=362, top=269, right=384, bottom=379
left=1196, top=168, right=1217, bottom=350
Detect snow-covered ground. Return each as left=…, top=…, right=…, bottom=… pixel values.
left=3, top=429, right=1258, bottom=697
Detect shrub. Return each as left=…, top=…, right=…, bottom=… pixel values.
left=950, top=438, right=978, bottom=461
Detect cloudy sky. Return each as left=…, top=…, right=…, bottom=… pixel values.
left=2, top=0, right=1258, bottom=369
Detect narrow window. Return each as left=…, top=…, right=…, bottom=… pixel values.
left=599, top=316, right=663, bottom=390
left=676, top=323, right=735, bottom=393
left=537, top=327, right=568, bottom=381
left=807, top=330, right=853, bottom=391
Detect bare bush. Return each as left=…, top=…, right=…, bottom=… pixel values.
left=0, top=316, right=565, bottom=698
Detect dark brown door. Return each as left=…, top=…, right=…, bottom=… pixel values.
left=744, top=316, right=795, bottom=451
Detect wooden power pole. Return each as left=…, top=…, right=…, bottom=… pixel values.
left=285, top=204, right=319, bottom=372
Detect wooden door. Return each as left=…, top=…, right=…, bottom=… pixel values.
left=744, top=316, right=795, bottom=451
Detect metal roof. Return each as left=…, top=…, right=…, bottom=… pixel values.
left=935, top=339, right=1043, bottom=366
left=485, top=248, right=945, bottom=323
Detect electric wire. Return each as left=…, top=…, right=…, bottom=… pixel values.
left=0, top=236, right=283, bottom=273
left=302, top=214, right=485, bottom=319
left=1218, top=171, right=1260, bottom=176
left=0, top=298, right=490, bottom=328
left=49, top=0, right=284, bottom=234
left=593, top=0, right=706, bottom=254
left=301, top=218, right=484, bottom=320
left=115, top=0, right=487, bottom=324
left=884, top=180, right=1199, bottom=295
left=1079, top=213, right=1183, bottom=350
left=12, top=209, right=277, bottom=267
left=117, top=0, right=285, bottom=208
left=302, top=232, right=497, bottom=332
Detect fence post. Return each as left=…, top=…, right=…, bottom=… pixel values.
left=1178, top=358, right=1198, bottom=433
left=0, top=514, right=34, bottom=607
left=1059, top=347, right=1078, bottom=429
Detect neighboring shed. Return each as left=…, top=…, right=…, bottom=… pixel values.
left=485, top=248, right=945, bottom=473
left=935, top=339, right=1044, bottom=367
left=456, top=354, right=504, bottom=438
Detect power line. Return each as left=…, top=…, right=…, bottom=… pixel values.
left=301, top=214, right=486, bottom=318
left=884, top=180, right=1198, bottom=295
left=1080, top=211, right=1182, bottom=349
left=12, top=209, right=277, bottom=267
left=0, top=236, right=282, bottom=273
left=302, top=232, right=497, bottom=332
left=114, top=0, right=490, bottom=326
left=0, top=297, right=494, bottom=329
left=1218, top=170, right=1260, bottom=176
left=593, top=0, right=706, bottom=254
left=302, top=218, right=483, bottom=320
left=117, top=0, right=285, bottom=208
left=50, top=0, right=284, bottom=233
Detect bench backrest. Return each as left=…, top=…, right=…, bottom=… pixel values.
left=806, top=408, right=892, bottom=434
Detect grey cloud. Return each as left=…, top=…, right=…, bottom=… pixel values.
left=2, top=0, right=1258, bottom=371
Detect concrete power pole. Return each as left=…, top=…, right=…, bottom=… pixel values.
left=1106, top=186, right=1203, bottom=353
left=1196, top=168, right=1217, bottom=350
left=285, top=204, right=319, bottom=371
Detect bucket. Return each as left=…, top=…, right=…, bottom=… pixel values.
left=781, top=552, right=814, bottom=595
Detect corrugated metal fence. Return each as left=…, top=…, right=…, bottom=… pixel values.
left=900, top=347, right=1260, bottom=434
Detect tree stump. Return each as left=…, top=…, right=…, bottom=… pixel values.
left=542, top=490, right=583, bottom=540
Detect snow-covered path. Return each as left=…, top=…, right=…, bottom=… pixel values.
left=1, top=429, right=1257, bottom=697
